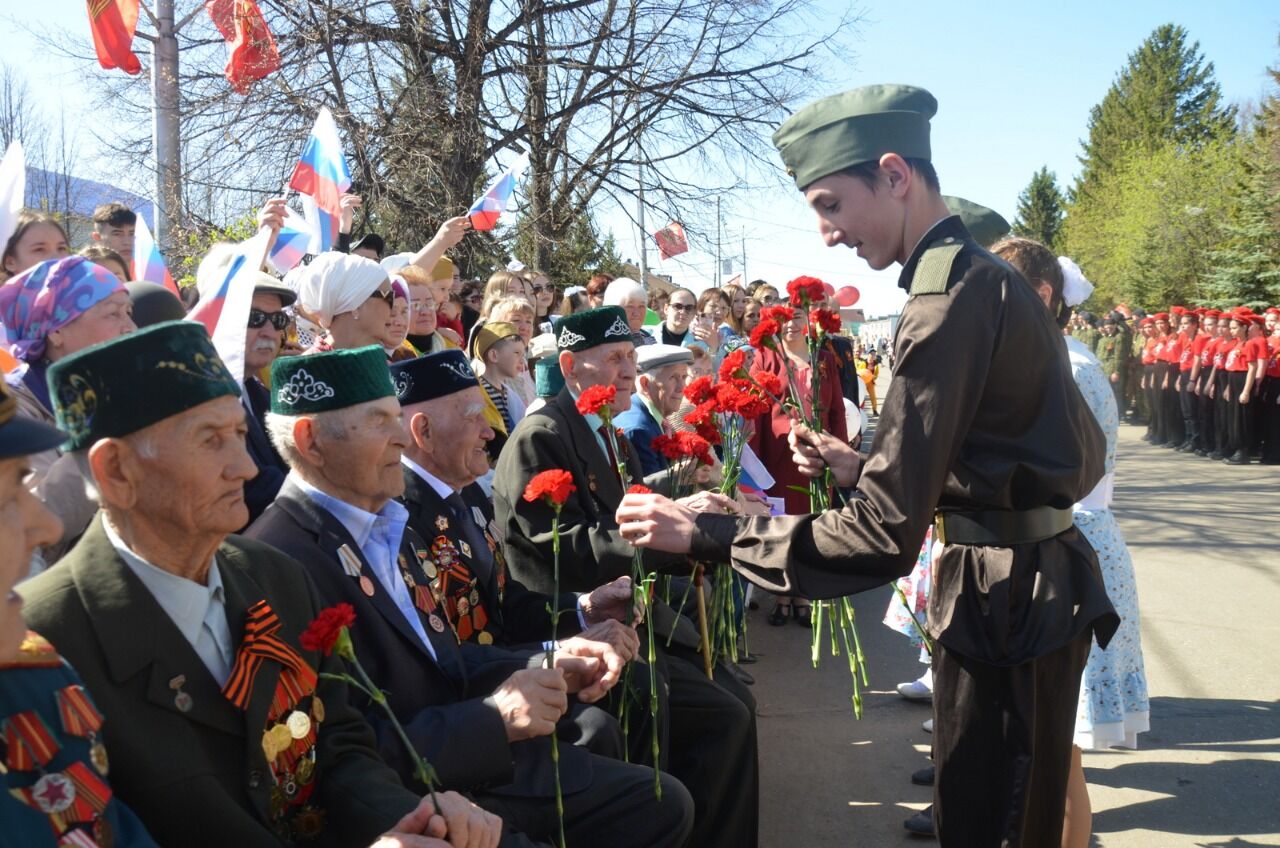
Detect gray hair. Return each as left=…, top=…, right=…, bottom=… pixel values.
left=604, top=278, right=646, bottom=307
left=265, top=408, right=357, bottom=469
left=71, top=431, right=159, bottom=503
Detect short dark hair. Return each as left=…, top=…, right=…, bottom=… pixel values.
left=841, top=158, right=940, bottom=193
left=91, top=202, right=137, bottom=229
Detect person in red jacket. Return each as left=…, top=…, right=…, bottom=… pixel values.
left=1156, top=310, right=1185, bottom=448
left=1262, top=310, right=1280, bottom=465
left=1172, top=309, right=1200, bottom=451
left=1191, top=310, right=1222, bottom=456
left=1221, top=310, right=1261, bottom=464
left=1139, top=319, right=1161, bottom=443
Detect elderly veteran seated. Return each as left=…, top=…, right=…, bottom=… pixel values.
left=19, top=321, right=499, bottom=848
left=295, top=252, right=400, bottom=353
left=0, top=257, right=136, bottom=568
left=246, top=347, right=693, bottom=848
left=615, top=344, right=694, bottom=484
left=0, top=380, right=159, bottom=847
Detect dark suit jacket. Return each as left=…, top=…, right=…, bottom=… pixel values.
left=615, top=399, right=666, bottom=478
left=19, top=516, right=418, bottom=848
left=400, top=468, right=581, bottom=647
left=246, top=479, right=592, bottom=797
left=492, top=388, right=699, bottom=649
left=242, top=378, right=288, bottom=527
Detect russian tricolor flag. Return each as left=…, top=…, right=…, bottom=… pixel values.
left=288, top=107, right=351, bottom=252
left=132, top=212, right=179, bottom=294
left=188, top=227, right=273, bottom=382
left=467, top=151, right=530, bottom=231
left=267, top=204, right=314, bottom=274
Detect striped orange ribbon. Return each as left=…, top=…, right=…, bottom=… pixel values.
left=221, top=601, right=314, bottom=711
left=4, top=710, right=59, bottom=770
left=55, top=686, right=103, bottom=739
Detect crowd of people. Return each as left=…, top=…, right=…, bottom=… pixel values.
left=1, top=78, right=1273, bottom=848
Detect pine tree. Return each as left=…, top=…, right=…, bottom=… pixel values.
left=1011, top=166, right=1065, bottom=249
left=512, top=201, right=624, bottom=287
left=1074, top=23, right=1236, bottom=202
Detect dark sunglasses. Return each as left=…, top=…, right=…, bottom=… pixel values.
left=668, top=303, right=695, bottom=312
left=248, top=308, right=290, bottom=331
left=530, top=283, right=552, bottom=294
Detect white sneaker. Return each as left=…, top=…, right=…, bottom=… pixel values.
left=922, top=718, right=933, bottom=733
left=896, top=679, right=933, bottom=701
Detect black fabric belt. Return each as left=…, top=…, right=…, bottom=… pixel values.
left=935, top=506, right=1074, bottom=547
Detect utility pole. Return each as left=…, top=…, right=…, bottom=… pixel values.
left=714, top=196, right=722, bottom=287
left=637, top=155, right=648, bottom=289
left=152, top=0, right=182, bottom=250
left=741, top=228, right=746, bottom=284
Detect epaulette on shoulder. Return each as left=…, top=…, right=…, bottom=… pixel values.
left=909, top=237, right=965, bottom=296
left=0, top=632, right=62, bottom=670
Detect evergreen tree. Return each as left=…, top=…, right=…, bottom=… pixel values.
left=512, top=202, right=624, bottom=288
left=1011, top=166, right=1065, bottom=249
left=1074, top=23, right=1236, bottom=202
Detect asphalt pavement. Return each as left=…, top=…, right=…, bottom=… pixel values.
left=750, top=379, right=1280, bottom=847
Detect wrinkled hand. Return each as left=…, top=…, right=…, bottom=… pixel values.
left=257, top=197, right=287, bottom=233
left=577, top=619, right=641, bottom=661
left=491, top=668, right=568, bottom=741
left=736, top=489, right=771, bottom=516
left=581, top=576, right=635, bottom=625
left=788, top=421, right=862, bottom=487
left=558, top=636, right=626, bottom=700
left=339, top=193, right=363, bottom=232
left=434, top=216, right=471, bottom=250
left=616, top=493, right=698, bottom=554
left=379, top=790, right=501, bottom=848
left=675, top=490, right=740, bottom=514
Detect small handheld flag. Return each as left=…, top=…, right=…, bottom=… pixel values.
left=654, top=223, right=689, bottom=260
left=132, top=212, right=179, bottom=295
left=267, top=205, right=315, bottom=274
left=467, top=151, right=530, bottom=231
left=187, top=227, right=274, bottom=383
left=0, top=141, right=25, bottom=255
left=288, top=107, right=351, bottom=252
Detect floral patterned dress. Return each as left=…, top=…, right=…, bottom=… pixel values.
left=882, top=527, right=936, bottom=665
left=1066, top=336, right=1150, bottom=750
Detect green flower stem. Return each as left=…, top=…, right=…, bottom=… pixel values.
left=892, top=583, right=934, bottom=656
left=547, top=507, right=568, bottom=848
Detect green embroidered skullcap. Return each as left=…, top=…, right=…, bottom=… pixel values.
left=773, top=84, right=937, bottom=189
left=943, top=196, right=1010, bottom=248
left=270, top=345, right=394, bottom=415
left=47, top=320, right=240, bottom=452
left=555, top=306, right=634, bottom=353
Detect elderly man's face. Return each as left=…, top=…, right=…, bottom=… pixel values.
left=311, top=398, right=409, bottom=507
left=1, top=456, right=62, bottom=661
left=114, top=395, right=257, bottom=538
left=563, top=342, right=637, bottom=414
left=245, top=292, right=286, bottom=373
left=409, top=386, right=495, bottom=488
left=641, top=363, right=689, bottom=417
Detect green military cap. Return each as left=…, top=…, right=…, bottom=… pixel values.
left=555, top=305, right=633, bottom=353
left=48, top=320, right=240, bottom=452
left=943, top=196, right=1010, bottom=248
left=270, top=346, right=394, bottom=415
left=773, top=84, right=937, bottom=189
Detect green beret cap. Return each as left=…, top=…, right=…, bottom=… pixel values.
left=943, top=196, right=1010, bottom=248
left=270, top=346, right=394, bottom=415
left=555, top=306, right=634, bottom=353
left=773, top=84, right=937, bottom=189
left=48, top=320, right=240, bottom=452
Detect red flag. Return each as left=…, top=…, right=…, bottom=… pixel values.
left=86, top=0, right=142, bottom=75
left=654, top=222, right=689, bottom=260
left=205, top=0, right=280, bottom=94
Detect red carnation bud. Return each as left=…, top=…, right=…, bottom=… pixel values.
left=627, top=484, right=653, bottom=495
left=575, top=385, right=617, bottom=416
left=301, top=603, right=357, bottom=656
left=683, top=375, right=715, bottom=405
left=522, top=469, right=577, bottom=507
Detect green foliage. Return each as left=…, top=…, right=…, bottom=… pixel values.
left=1010, top=166, right=1065, bottom=250
left=168, top=212, right=259, bottom=290
left=511, top=203, right=625, bottom=288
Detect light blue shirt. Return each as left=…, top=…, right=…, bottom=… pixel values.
left=289, top=474, right=436, bottom=658
left=104, top=518, right=234, bottom=685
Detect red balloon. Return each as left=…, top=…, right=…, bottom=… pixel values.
left=822, top=281, right=836, bottom=297
left=834, top=286, right=860, bottom=307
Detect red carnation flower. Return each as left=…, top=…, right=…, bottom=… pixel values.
left=760, top=305, right=795, bottom=324
left=752, top=370, right=783, bottom=397
left=575, top=385, right=617, bottom=416
left=675, top=431, right=714, bottom=466
left=627, top=484, right=653, bottom=495
left=787, top=276, right=827, bottom=306
left=301, top=603, right=357, bottom=656
left=683, top=399, right=716, bottom=428
left=749, top=319, right=782, bottom=349
left=523, top=469, right=577, bottom=507
left=810, top=308, right=841, bottom=335
left=717, top=349, right=747, bottom=382
left=683, top=375, right=715, bottom=405
left=695, top=420, right=722, bottom=446
left=651, top=434, right=683, bottom=461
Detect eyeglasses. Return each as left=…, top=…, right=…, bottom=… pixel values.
left=247, top=308, right=290, bottom=331
left=669, top=303, right=695, bottom=312
left=530, top=284, right=552, bottom=294
left=759, top=295, right=781, bottom=305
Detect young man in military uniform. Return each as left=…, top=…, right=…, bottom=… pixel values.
left=19, top=322, right=490, bottom=848
left=1097, top=315, right=1127, bottom=413
left=616, top=84, right=1117, bottom=848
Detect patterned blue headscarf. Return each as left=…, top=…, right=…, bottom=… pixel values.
left=0, top=257, right=125, bottom=361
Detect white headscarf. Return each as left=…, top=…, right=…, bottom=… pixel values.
left=296, top=252, right=389, bottom=328
left=1058, top=257, right=1094, bottom=308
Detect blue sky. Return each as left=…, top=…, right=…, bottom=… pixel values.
left=5, top=1, right=1279, bottom=316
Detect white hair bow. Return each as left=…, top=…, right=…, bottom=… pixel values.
left=1058, top=257, right=1094, bottom=308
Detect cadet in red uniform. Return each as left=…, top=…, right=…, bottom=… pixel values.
left=1262, top=309, right=1280, bottom=465
left=1191, top=310, right=1221, bottom=456
left=1140, top=319, right=1160, bottom=443
left=1156, top=310, right=1184, bottom=448
left=1221, top=310, right=1259, bottom=464
left=1174, top=310, right=1200, bottom=451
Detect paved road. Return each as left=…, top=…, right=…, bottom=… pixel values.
left=751, top=384, right=1280, bottom=846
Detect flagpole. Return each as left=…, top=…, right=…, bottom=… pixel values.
left=153, top=0, right=181, bottom=251
left=637, top=154, right=648, bottom=289
left=714, top=196, right=722, bottom=288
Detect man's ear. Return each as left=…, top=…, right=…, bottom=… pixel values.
left=292, top=416, right=323, bottom=467
left=88, top=439, right=137, bottom=510
left=408, top=410, right=432, bottom=452
left=558, top=349, right=575, bottom=380
left=879, top=153, right=911, bottom=196
left=90, top=230, right=104, bottom=244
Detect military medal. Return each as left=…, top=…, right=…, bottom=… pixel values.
left=54, top=684, right=109, bottom=776
left=435, top=515, right=450, bottom=532
left=31, top=771, right=75, bottom=813
left=94, top=816, right=116, bottom=848
left=423, top=560, right=438, bottom=579
left=169, top=675, right=193, bottom=712
left=359, top=575, right=376, bottom=597
left=89, top=741, right=110, bottom=776
left=295, top=755, right=315, bottom=785
left=459, top=541, right=473, bottom=559
left=337, top=544, right=363, bottom=578
left=587, top=472, right=598, bottom=492
left=429, top=614, right=446, bottom=633
left=310, top=697, right=325, bottom=724
left=477, top=631, right=494, bottom=645
left=286, top=710, right=312, bottom=740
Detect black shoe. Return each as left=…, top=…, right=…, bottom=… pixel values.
left=738, top=652, right=761, bottom=665
left=793, top=604, right=812, bottom=627
left=1176, top=441, right=1196, bottom=452
left=767, top=603, right=792, bottom=626
left=911, top=765, right=935, bottom=786
left=1209, top=451, right=1226, bottom=460
left=1194, top=449, right=1208, bottom=457
left=1161, top=440, right=1180, bottom=449
left=729, top=664, right=755, bottom=686
left=904, top=805, right=935, bottom=838
left=1226, top=451, right=1249, bottom=465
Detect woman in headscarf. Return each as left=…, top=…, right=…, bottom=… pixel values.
left=0, top=256, right=136, bottom=567
left=295, top=252, right=397, bottom=352
left=383, top=277, right=417, bottom=362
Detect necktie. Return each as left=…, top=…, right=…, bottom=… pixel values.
left=597, top=425, right=622, bottom=483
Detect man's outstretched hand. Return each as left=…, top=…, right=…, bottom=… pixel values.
left=616, top=493, right=699, bottom=554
